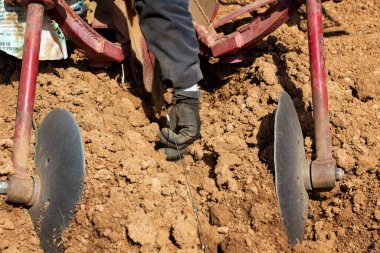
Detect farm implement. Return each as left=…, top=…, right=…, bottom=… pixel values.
left=0, top=0, right=343, bottom=251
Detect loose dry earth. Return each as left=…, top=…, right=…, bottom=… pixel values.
left=0, top=0, right=379, bottom=252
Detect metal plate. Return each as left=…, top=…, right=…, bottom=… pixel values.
left=28, top=109, right=85, bottom=252
left=274, top=91, right=309, bottom=248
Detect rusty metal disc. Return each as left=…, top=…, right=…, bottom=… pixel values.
left=274, top=91, right=309, bottom=248
left=28, top=109, right=85, bottom=252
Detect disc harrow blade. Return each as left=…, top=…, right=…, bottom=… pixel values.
left=274, top=91, right=309, bottom=248
left=28, top=109, right=85, bottom=252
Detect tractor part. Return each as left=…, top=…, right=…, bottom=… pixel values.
left=10, top=1, right=45, bottom=182
left=28, top=109, right=85, bottom=252
left=46, top=0, right=125, bottom=63
left=274, top=91, right=309, bottom=248
left=45, top=0, right=301, bottom=66
left=194, top=0, right=302, bottom=58
left=192, top=0, right=336, bottom=58
left=42, top=0, right=342, bottom=78
left=42, top=0, right=305, bottom=107
left=5, top=1, right=45, bottom=208
left=45, top=0, right=300, bottom=60
left=0, top=182, right=8, bottom=194
left=2, top=2, right=86, bottom=252
left=274, top=0, right=343, bottom=247
left=306, top=0, right=338, bottom=189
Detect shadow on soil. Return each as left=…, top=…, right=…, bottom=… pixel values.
left=199, top=36, right=315, bottom=181
left=255, top=38, right=315, bottom=177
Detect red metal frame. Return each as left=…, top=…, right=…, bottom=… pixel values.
left=46, top=0, right=125, bottom=63
left=44, top=0, right=302, bottom=62
left=11, top=0, right=340, bottom=63
left=306, top=0, right=337, bottom=188
left=198, top=0, right=302, bottom=57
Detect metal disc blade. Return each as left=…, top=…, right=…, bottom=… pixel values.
left=28, top=109, right=85, bottom=252
left=274, top=91, right=309, bottom=248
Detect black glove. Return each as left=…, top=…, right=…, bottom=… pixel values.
left=158, top=98, right=200, bottom=160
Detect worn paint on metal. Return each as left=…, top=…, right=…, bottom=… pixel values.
left=13, top=3, right=44, bottom=175
left=306, top=0, right=332, bottom=159
left=46, top=0, right=125, bottom=62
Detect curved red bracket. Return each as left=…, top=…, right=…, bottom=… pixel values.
left=46, top=0, right=125, bottom=62
left=196, top=0, right=301, bottom=58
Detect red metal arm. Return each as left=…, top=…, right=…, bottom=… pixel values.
left=307, top=0, right=332, bottom=160
left=12, top=3, right=44, bottom=175
left=306, top=0, right=337, bottom=189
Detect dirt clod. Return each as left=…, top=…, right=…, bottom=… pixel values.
left=210, top=204, right=231, bottom=227
left=171, top=217, right=199, bottom=249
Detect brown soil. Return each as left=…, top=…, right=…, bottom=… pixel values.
left=0, top=0, right=379, bottom=252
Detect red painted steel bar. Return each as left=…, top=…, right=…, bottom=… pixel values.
left=12, top=3, right=44, bottom=175
left=306, top=0, right=332, bottom=159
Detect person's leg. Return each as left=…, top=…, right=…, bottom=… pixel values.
left=135, top=0, right=201, bottom=160
left=135, top=0, right=202, bottom=99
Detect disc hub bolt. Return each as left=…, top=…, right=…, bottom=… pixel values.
left=0, top=182, right=8, bottom=194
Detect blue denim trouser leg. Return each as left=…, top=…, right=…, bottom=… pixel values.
left=135, top=0, right=203, bottom=94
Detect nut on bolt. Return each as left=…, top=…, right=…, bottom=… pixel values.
left=335, top=167, right=344, bottom=180
left=0, top=182, right=8, bottom=194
